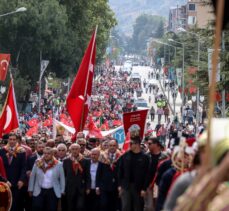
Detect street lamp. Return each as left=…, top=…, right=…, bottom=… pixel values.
left=168, top=38, right=185, bottom=122
left=0, top=7, right=27, bottom=17
left=177, top=27, right=202, bottom=127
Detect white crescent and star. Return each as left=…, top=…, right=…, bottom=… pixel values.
left=4, top=105, right=12, bottom=130
left=0, top=59, right=9, bottom=70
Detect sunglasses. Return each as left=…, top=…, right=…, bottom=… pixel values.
left=79, top=144, right=86, bottom=147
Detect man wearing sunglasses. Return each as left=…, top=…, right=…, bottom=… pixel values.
left=145, top=137, right=168, bottom=211
left=118, top=135, right=150, bottom=211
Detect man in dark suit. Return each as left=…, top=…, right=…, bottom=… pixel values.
left=26, top=140, right=45, bottom=211
left=0, top=132, right=27, bottom=211
left=86, top=148, right=101, bottom=211
left=63, top=143, right=91, bottom=211
left=27, top=141, right=45, bottom=176
left=97, top=139, right=122, bottom=211
left=118, top=135, right=150, bottom=211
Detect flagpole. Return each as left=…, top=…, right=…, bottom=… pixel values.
left=38, top=50, right=42, bottom=113
left=80, top=26, right=98, bottom=131
left=205, top=0, right=224, bottom=170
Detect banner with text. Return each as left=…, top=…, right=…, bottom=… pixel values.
left=123, top=109, right=149, bottom=140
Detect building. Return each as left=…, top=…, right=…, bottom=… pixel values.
left=168, top=0, right=214, bottom=32
left=168, top=5, right=187, bottom=32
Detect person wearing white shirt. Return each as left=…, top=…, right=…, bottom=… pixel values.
left=28, top=147, right=65, bottom=211
left=86, top=148, right=100, bottom=211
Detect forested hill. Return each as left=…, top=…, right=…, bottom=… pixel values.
left=109, top=0, right=186, bottom=35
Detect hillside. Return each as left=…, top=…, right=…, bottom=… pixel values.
left=109, top=0, right=186, bottom=36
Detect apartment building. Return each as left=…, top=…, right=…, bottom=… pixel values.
left=168, top=0, right=214, bottom=32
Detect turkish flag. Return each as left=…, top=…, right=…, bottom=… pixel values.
left=43, top=117, right=52, bottom=127
left=122, top=109, right=149, bottom=151
left=26, top=125, right=38, bottom=137
left=87, top=116, right=102, bottom=138
left=0, top=79, right=19, bottom=137
left=0, top=54, right=10, bottom=81
left=66, top=29, right=97, bottom=133
left=27, top=118, right=38, bottom=127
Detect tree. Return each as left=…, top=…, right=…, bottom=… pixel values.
left=0, top=0, right=116, bottom=102
left=129, top=14, right=165, bottom=54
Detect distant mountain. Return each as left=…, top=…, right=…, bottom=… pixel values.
left=109, top=0, right=186, bottom=36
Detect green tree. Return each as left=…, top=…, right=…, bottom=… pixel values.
left=129, top=14, right=165, bottom=54
left=0, top=0, right=116, bottom=101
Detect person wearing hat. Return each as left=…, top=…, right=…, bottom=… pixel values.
left=118, top=135, right=150, bottom=211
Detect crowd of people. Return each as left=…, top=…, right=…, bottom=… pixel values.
left=0, top=64, right=228, bottom=211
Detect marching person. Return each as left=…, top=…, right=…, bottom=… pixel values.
left=0, top=132, right=27, bottom=211
left=118, top=135, right=150, bottom=211
left=145, top=137, right=167, bottom=211
left=56, top=143, right=68, bottom=162
left=27, top=141, right=45, bottom=175
left=26, top=140, right=45, bottom=211
left=28, top=147, right=65, bottom=211
left=97, top=139, right=122, bottom=211
left=86, top=148, right=101, bottom=211
left=77, top=138, right=91, bottom=158
left=150, top=106, right=155, bottom=122
left=63, top=143, right=91, bottom=211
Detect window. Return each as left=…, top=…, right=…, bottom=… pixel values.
left=188, top=16, right=196, bottom=25
left=189, top=3, right=196, bottom=11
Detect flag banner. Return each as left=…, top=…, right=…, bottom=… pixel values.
left=53, top=119, right=122, bottom=138
left=66, top=28, right=97, bottom=133
left=40, top=60, right=49, bottom=79
left=123, top=109, right=149, bottom=140
left=0, top=79, right=19, bottom=137
left=0, top=54, right=10, bottom=81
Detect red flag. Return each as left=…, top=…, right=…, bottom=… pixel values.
left=0, top=54, right=10, bottom=81
left=0, top=79, right=19, bottom=137
left=122, top=131, right=131, bottom=152
left=66, top=28, right=97, bottom=133
left=226, top=93, right=229, bottom=102
left=27, top=118, right=39, bottom=127
left=26, top=125, right=38, bottom=136
left=189, top=86, right=197, bottom=94
left=43, top=117, right=52, bottom=127
left=215, top=92, right=222, bottom=102
left=122, top=109, right=148, bottom=151
left=87, top=116, right=102, bottom=138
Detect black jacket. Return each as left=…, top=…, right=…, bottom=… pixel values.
left=96, top=160, right=119, bottom=192
left=63, top=157, right=91, bottom=194
left=0, top=148, right=27, bottom=187
left=118, top=151, right=150, bottom=191
left=26, top=153, right=38, bottom=172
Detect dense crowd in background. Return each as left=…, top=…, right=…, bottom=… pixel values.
left=0, top=64, right=228, bottom=211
